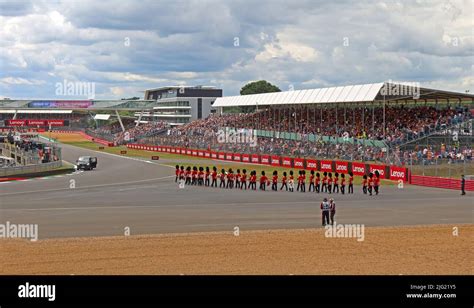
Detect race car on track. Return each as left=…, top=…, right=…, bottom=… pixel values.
left=76, top=156, right=97, bottom=170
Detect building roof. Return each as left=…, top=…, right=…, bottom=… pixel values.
left=213, top=82, right=474, bottom=107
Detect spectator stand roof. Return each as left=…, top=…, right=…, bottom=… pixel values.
left=212, top=82, right=474, bottom=107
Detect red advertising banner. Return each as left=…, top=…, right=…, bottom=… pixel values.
left=27, top=120, right=46, bottom=126
left=225, top=153, right=233, bottom=161
left=369, top=164, right=386, bottom=178
left=192, top=150, right=198, bottom=156
left=204, top=151, right=211, bottom=158
left=335, top=161, right=349, bottom=174
left=251, top=154, right=259, bottom=164
left=320, top=160, right=333, bottom=172
left=46, top=120, right=65, bottom=126
left=282, top=157, right=292, bottom=167
left=306, top=159, right=317, bottom=170
left=389, top=166, right=406, bottom=181
left=218, top=153, right=225, bottom=160
left=198, top=151, right=205, bottom=157
left=242, top=154, right=250, bottom=162
left=260, top=155, right=270, bottom=165
left=271, top=156, right=280, bottom=166
left=186, top=149, right=192, bottom=155
left=233, top=154, right=241, bottom=161
left=211, top=152, right=218, bottom=159
left=293, top=158, right=304, bottom=169
left=6, top=120, right=26, bottom=126
left=171, top=148, right=176, bottom=153
left=352, top=162, right=365, bottom=175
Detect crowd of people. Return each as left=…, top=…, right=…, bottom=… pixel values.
left=175, top=164, right=382, bottom=196
left=142, top=105, right=471, bottom=165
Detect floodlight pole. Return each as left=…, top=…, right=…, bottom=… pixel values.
left=383, top=94, right=386, bottom=138
left=136, top=110, right=143, bottom=127
left=115, top=110, right=125, bottom=132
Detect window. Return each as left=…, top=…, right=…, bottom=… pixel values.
left=197, top=99, right=202, bottom=119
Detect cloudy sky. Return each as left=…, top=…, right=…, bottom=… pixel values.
left=0, top=0, right=472, bottom=99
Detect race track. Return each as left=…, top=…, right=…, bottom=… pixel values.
left=0, top=142, right=472, bottom=239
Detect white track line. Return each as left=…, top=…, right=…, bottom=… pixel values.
left=0, top=175, right=174, bottom=196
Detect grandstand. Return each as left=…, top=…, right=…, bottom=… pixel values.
left=147, top=82, right=473, bottom=166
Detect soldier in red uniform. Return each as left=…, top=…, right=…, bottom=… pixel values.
left=250, top=171, right=257, bottom=190
left=240, top=169, right=247, bottom=190
left=368, top=173, right=374, bottom=196
left=272, top=170, right=278, bottom=191
left=301, top=170, right=306, bottom=192
left=211, top=166, right=218, bottom=187
left=191, top=166, right=198, bottom=185
left=179, top=166, right=185, bottom=181
left=348, top=172, right=354, bottom=194
left=289, top=170, right=295, bottom=192
left=280, top=171, right=288, bottom=191
left=219, top=168, right=226, bottom=188
left=362, top=174, right=368, bottom=194
left=315, top=172, right=321, bottom=193
left=226, top=168, right=234, bottom=189
left=322, top=172, right=328, bottom=193
left=198, top=167, right=204, bottom=186
left=308, top=170, right=315, bottom=192
left=235, top=169, right=242, bottom=189
left=296, top=170, right=302, bottom=192
left=333, top=172, right=339, bottom=193
left=259, top=171, right=268, bottom=191
left=175, top=165, right=180, bottom=182
left=374, top=170, right=380, bottom=195
left=185, top=166, right=192, bottom=185
left=205, top=167, right=210, bottom=186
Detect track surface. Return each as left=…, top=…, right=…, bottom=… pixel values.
left=0, top=143, right=472, bottom=239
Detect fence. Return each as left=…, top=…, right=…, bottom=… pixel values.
left=409, top=174, right=474, bottom=191
left=0, top=160, right=62, bottom=177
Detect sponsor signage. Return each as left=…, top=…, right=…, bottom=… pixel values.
left=251, top=154, right=259, bottom=164
left=242, top=154, right=250, bottom=162
left=293, top=158, right=304, bottom=169
left=151, top=156, right=159, bottom=160
left=390, top=166, right=406, bottom=181
left=369, top=164, right=386, bottom=178
left=271, top=156, right=280, bottom=166
left=335, top=161, right=349, bottom=174
left=306, top=159, right=317, bottom=170
left=218, top=153, right=225, bottom=160
left=233, top=154, right=241, bottom=161
left=260, top=155, right=270, bottom=165
left=320, top=160, right=333, bottom=172
left=282, top=157, right=292, bottom=167
left=352, top=162, right=365, bottom=176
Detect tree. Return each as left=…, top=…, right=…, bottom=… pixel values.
left=240, top=80, right=281, bottom=95
left=121, top=96, right=140, bottom=100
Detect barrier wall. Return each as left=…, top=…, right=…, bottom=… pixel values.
left=410, top=174, right=474, bottom=191
left=126, top=144, right=409, bottom=181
